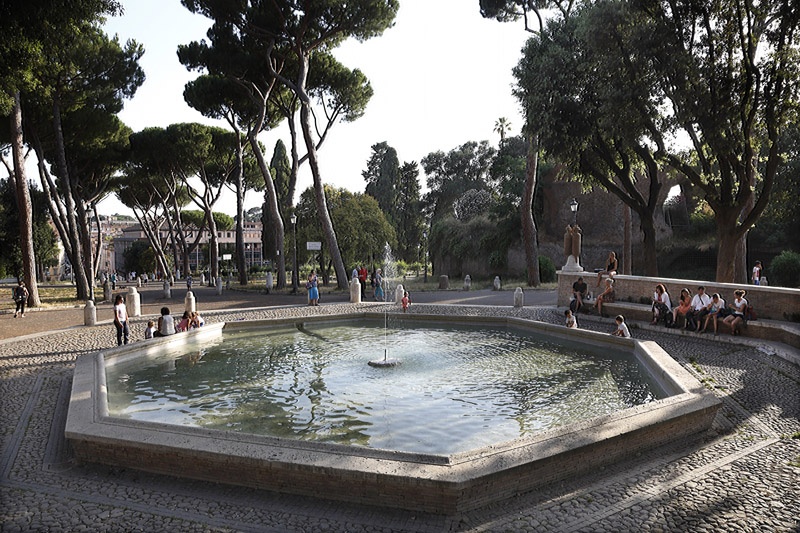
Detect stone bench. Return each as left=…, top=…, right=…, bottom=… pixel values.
left=599, top=301, right=800, bottom=349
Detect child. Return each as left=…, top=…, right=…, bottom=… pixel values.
left=612, top=314, right=631, bottom=338
left=565, top=309, right=577, bottom=329
left=177, top=311, right=191, bottom=332
left=401, top=291, right=410, bottom=313
left=190, top=311, right=205, bottom=328
left=144, top=320, right=156, bottom=339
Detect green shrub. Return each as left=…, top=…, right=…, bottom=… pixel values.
left=538, top=255, right=556, bottom=283
left=769, top=250, right=800, bottom=288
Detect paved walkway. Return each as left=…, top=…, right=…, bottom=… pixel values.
left=0, top=288, right=798, bottom=532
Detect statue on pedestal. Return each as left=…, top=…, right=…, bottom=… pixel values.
left=562, top=224, right=584, bottom=272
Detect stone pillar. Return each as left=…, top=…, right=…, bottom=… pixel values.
left=514, top=287, right=524, bottom=308
left=184, top=290, right=196, bottom=313
left=216, top=276, right=223, bottom=295
left=464, top=275, right=471, bottom=291
left=395, top=284, right=405, bottom=305
left=493, top=276, right=501, bottom=291
left=265, top=271, right=273, bottom=294
left=137, top=277, right=142, bottom=288
left=201, top=273, right=206, bottom=286
left=127, top=287, right=141, bottom=317
left=103, top=281, right=111, bottom=302
left=349, top=278, right=362, bottom=303
left=438, top=275, right=449, bottom=290
left=83, top=300, right=97, bottom=326
left=162, top=280, right=171, bottom=299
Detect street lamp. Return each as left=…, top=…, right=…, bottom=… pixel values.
left=570, top=198, right=579, bottom=227
left=290, top=213, right=298, bottom=293
left=422, top=230, right=428, bottom=283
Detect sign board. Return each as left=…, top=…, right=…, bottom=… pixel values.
left=306, top=241, right=322, bottom=251
left=222, top=254, right=232, bottom=260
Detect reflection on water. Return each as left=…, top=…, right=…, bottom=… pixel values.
left=106, top=321, right=665, bottom=455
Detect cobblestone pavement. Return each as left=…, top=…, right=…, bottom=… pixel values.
left=0, top=298, right=798, bottom=532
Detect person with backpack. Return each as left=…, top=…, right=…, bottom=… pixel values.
left=13, top=280, right=28, bottom=318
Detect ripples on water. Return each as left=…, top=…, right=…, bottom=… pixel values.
left=106, top=321, right=665, bottom=454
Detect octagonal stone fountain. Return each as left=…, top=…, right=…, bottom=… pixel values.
left=66, top=310, right=720, bottom=514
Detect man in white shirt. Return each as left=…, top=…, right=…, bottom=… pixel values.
left=687, top=285, right=711, bottom=331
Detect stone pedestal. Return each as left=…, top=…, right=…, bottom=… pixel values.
left=493, top=276, right=501, bottom=291
left=265, top=272, right=273, bottom=294
left=216, top=276, right=223, bottom=295
left=184, top=290, right=196, bottom=313
left=103, top=281, right=111, bottom=303
left=561, top=254, right=585, bottom=273
left=162, top=280, right=171, bottom=299
left=201, top=273, right=206, bottom=286
left=137, top=277, right=142, bottom=288
left=83, top=300, right=97, bottom=326
left=514, top=287, right=524, bottom=308
left=438, top=275, right=449, bottom=290
left=394, top=284, right=405, bottom=305
left=349, top=278, right=361, bottom=303
left=127, top=287, right=141, bottom=317
left=464, top=275, right=471, bottom=291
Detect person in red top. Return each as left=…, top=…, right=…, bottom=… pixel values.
left=357, top=265, right=368, bottom=298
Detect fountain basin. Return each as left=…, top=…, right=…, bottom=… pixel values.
left=66, top=311, right=720, bottom=514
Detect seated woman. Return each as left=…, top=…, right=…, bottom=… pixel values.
left=700, top=294, right=726, bottom=335
left=593, top=278, right=615, bottom=317
left=671, top=288, right=692, bottom=328
left=651, top=283, right=672, bottom=326
left=572, top=276, right=588, bottom=312
left=723, top=289, right=748, bottom=335
left=596, top=251, right=618, bottom=287
left=154, top=307, right=176, bottom=337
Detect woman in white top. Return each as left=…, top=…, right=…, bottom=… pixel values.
left=154, top=307, right=176, bottom=337
left=723, top=289, right=748, bottom=335
left=651, top=284, right=672, bottom=325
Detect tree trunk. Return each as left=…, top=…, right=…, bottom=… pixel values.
left=522, top=134, right=541, bottom=287
left=623, top=205, right=632, bottom=275
left=638, top=212, right=659, bottom=277
left=52, top=98, right=90, bottom=300
left=300, top=104, right=348, bottom=289
left=248, top=133, right=286, bottom=288
left=715, top=208, right=747, bottom=283
left=10, top=91, right=41, bottom=307
left=234, top=136, right=248, bottom=285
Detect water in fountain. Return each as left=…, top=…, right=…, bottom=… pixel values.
left=369, top=242, right=401, bottom=367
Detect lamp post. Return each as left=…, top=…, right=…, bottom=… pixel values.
left=570, top=198, right=579, bottom=227
left=422, top=230, right=428, bottom=283
left=290, top=213, right=298, bottom=293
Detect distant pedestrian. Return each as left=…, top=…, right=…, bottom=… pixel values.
left=13, top=281, right=29, bottom=318
left=113, top=294, right=129, bottom=346
left=186, top=274, right=193, bottom=290
left=374, top=269, right=384, bottom=301
left=751, top=260, right=762, bottom=285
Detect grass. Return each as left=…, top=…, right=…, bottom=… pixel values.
left=2, top=283, right=83, bottom=307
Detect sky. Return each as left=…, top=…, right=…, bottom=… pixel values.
left=99, top=0, right=531, bottom=216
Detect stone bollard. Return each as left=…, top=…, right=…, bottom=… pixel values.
left=201, top=273, right=206, bottom=286
left=184, top=290, right=196, bottom=313
left=216, top=276, right=223, bottom=295
left=137, top=277, right=142, bottom=288
left=439, top=275, right=449, bottom=290
left=83, top=300, right=97, bottom=326
left=127, top=287, right=141, bottom=317
left=265, top=271, right=273, bottom=294
left=514, top=287, right=524, bottom=308
left=162, top=280, right=171, bottom=299
left=395, top=284, right=405, bottom=305
left=103, top=280, right=111, bottom=302
left=493, top=276, right=501, bottom=291
left=349, top=277, right=362, bottom=303
left=464, top=275, right=471, bottom=291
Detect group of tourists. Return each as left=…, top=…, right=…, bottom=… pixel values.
left=112, top=296, right=205, bottom=347
left=648, top=284, right=750, bottom=336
